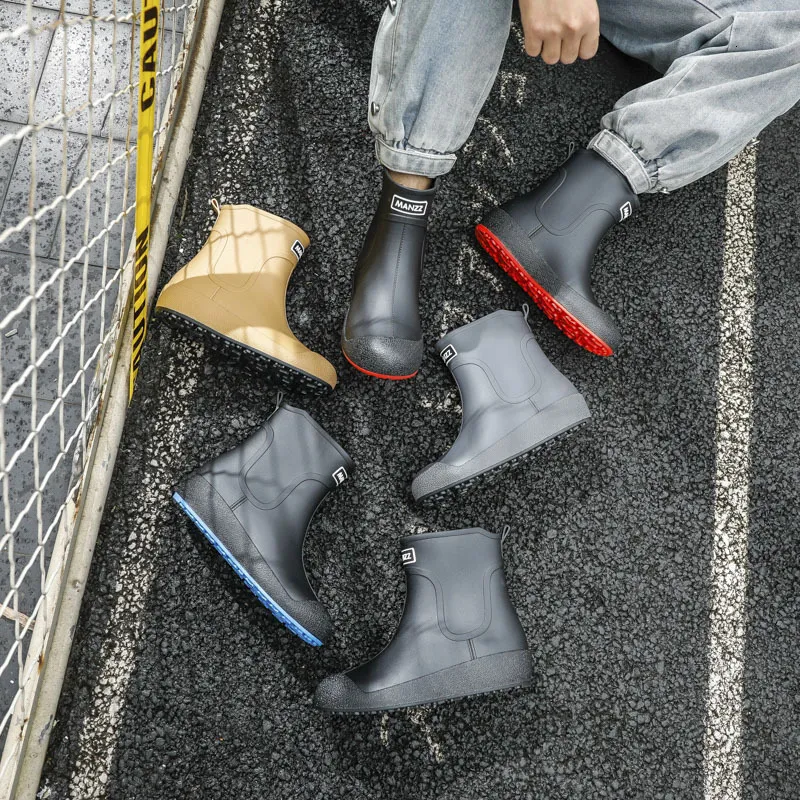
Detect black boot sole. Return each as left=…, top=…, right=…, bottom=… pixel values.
left=414, top=393, right=591, bottom=505
left=476, top=210, right=620, bottom=356
left=156, top=307, right=333, bottom=397
left=315, top=649, right=532, bottom=714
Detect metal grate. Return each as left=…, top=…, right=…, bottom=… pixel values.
left=0, top=0, right=201, bottom=789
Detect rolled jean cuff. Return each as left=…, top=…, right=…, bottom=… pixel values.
left=589, top=129, right=658, bottom=195
left=375, top=137, right=457, bottom=178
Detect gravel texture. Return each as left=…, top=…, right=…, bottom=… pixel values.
left=40, top=1, right=800, bottom=798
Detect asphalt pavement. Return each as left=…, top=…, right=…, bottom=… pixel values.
left=39, top=1, right=800, bottom=798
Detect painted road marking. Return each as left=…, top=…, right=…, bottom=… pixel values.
left=68, top=354, right=201, bottom=798
left=703, top=143, right=758, bottom=800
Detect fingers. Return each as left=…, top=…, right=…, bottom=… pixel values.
left=560, top=34, right=581, bottom=65
left=525, top=37, right=543, bottom=58
left=540, top=36, right=561, bottom=65
left=578, top=33, right=599, bottom=60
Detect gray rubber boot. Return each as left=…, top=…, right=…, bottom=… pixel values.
left=411, top=309, right=591, bottom=504
left=173, top=402, right=354, bottom=646
left=314, top=528, right=532, bottom=713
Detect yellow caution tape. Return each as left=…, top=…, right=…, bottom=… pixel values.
left=130, top=0, right=160, bottom=400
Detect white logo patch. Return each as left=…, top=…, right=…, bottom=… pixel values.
left=390, top=195, right=428, bottom=217
left=291, top=240, right=305, bottom=260
left=401, top=547, right=416, bottom=565
left=332, top=466, right=347, bottom=486
left=619, top=201, right=632, bottom=222
left=440, top=344, right=457, bottom=365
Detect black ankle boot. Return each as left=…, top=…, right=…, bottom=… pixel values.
left=341, top=171, right=436, bottom=379
left=476, top=148, right=638, bottom=356
left=314, top=528, right=532, bottom=713
left=173, top=403, right=354, bottom=646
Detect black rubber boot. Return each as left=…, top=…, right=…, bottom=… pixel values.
left=341, top=171, right=436, bottom=380
left=411, top=309, right=591, bottom=504
left=476, top=148, right=639, bottom=356
left=173, top=402, right=354, bottom=647
left=314, top=528, right=532, bottom=713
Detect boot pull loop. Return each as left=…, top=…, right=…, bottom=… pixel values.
left=501, top=524, right=511, bottom=545
left=522, top=303, right=530, bottom=323
left=565, top=141, right=576, bottom=161
left=273, top=390, right=284, bottom=415
left=210, top=198, right=221, bottom=217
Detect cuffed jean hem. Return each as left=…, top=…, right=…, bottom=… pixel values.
left=375, top=137, right=457, bottom=178
left=589, top=130, right=659, bottom=195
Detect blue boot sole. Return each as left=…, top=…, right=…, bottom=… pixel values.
left=172, top=491, right=323, bottom=647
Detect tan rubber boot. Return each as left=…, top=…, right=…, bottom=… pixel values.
left=156, top=203, right=337, bottom=394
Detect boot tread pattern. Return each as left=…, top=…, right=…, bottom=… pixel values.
left=172, top=491, right=323, bottom=647
left=475, top=224, right=614, bottom=357
left=417, top=420, right=586, bottom=506
left=320, top=682, right=532, bottom=715
left=157, top=308, right=332, bottom=397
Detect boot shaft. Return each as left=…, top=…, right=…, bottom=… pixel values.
left=168, top=204, right=308, bottom=339
left=398, top=529, right=527, bottom=652
left=503, top=149, right=639, bottom=296
left=437, top=310, right=577, bottom=418
left=197, top=403, right=353, bottom=548
left=374, top=171, right=435, bottom=228
left=399, top=528, right=509, bottom=638
left=178, top=205, right=309, bottom=291
left=505, top=148, right=638, bottom=238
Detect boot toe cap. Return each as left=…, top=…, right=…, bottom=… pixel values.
left=342, top=333, right=422, bottom=379
left=285, top=599, right=333, bottom=645
left=411, top=461, right=458, bottom=503
left=313, top=673, right=366, bottom=712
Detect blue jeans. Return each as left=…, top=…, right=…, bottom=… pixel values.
left=368, top=0, right=800, bottom=193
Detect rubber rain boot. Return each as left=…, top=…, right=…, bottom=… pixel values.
left=314, top=528, right=531, bottom=713
left=341, top=172, right=436, bottom=380
left=476, top=148, right=639, bottom=356
left=173, top=402, right=354, bottom=646
left=411, top=309, right=590, bottom=504
left=156, top=203, right=337, bottom=395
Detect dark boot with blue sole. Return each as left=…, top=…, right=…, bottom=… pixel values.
left=173, top=402, right=354, bottom=646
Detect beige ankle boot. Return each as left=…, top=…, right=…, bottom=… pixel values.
left=156, top=204, right=337, bottom=393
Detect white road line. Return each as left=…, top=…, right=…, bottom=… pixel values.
left=407, top=707, right=444, bottom=763
left=67, top=352, right=201, bottom=799
left=703, top=143, right=758, bottom=800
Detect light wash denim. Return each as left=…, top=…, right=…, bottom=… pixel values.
left=368, top=0, right=800, bottom=193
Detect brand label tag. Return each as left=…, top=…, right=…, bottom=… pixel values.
left=440, top=344, right=457, bottom=365
left=401, top=547, right=416, bottom=565
left=291, top=240, right=305, bottom=259
left=619, top=201, right=632, bottom=222
left=332, top=466, right=347, bottom=486
left=390, top=195, right=428, bottom=217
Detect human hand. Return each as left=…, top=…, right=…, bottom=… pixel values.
left=519, top=0, right=600, bottom=65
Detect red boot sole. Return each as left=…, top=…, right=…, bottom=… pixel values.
left=475, top=223, right=614, bottom=357
left=342, top=349, right=418, bottom=381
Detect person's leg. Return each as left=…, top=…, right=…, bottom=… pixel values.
left=477, top=1, right=800, bottom=357
left=592, top=0, right=800, bottom=193
left=343, top=0, right=513, bottom=380
left=369, top=0, right=514, bottom=182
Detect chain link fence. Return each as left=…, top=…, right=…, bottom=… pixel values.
left=0, top=1, right=221, bottom=794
